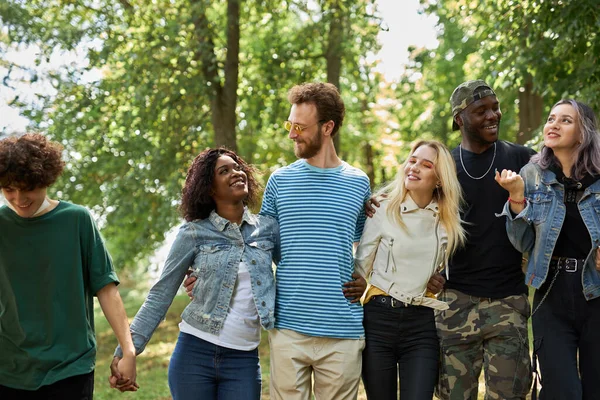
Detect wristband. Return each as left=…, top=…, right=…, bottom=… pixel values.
left=508, top=197, right=526, bottom=205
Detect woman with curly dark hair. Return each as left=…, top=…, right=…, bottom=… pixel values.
left=0, top=133, right=138, bottom=398
left=112, top=148, right=280, bottom=400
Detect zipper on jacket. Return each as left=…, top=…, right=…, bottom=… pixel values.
left=430, top=217, right=440, bottom=278
left=386, top=238, right=396, bottom=273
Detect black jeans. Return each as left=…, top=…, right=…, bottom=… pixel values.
left=533, top=266, right=600, bottom=400
left=0, top=371, right=94, bottom=400
left=362, top=297, right=439, bottom=400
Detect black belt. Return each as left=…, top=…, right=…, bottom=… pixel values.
left=370, top=295, right=409, bottom=308
left=550, top=257, right=585, bottom=273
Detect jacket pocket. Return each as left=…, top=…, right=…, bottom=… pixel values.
left=528, top=191, right=552, bottom=224
left=501, top=293, right=532, bottom=319
left=195, top=244, right=226, bottom=278
left=247, top=240, right=275, bottom=269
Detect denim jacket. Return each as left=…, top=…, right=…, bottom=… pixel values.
left=116, top=208, right=279, bottom=356
left=499, top=163, right=600, bottom=300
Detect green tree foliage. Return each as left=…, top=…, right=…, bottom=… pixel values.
left=390, top=0, right=600, bottom=151
left=0, top=0, right=382, bottom=268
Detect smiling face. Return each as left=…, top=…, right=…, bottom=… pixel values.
left=457, top=95, right=502, bottom=147
left=404, top=145, right=440, bottom=196
left=543, top=103, right=581, bottom=154
left=210, top=155, right=249, bottom=205
left=2, top=185, right=48, bottom=218
left=286, top=102, right=325, bottom=159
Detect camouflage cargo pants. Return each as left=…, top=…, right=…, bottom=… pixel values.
left=435, top=289, right=532, bottom=400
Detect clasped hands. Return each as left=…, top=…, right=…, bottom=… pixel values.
left=109, top=353, right=139, bottom=392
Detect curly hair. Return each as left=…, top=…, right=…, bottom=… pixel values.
left=0, top=133, right=65, bottom=189
left=180, top=148, right=260, bottom=221
left=287, top=82, right=345, bottom=137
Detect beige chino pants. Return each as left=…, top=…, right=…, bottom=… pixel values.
left=268, top=328, right=364, bottom=400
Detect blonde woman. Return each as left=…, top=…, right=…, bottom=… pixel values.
left=356, top=140, right=465, bottom=400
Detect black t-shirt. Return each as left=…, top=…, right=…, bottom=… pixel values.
left=447, top=140, right=536, bottom=298
left=549, top=164, right=600, bottom=259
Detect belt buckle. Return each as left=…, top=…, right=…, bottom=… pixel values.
left=562, top=258, right=578, bottom=272
left=390, top=297, right=407, bottom=308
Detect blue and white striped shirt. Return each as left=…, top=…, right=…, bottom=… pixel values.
left=261, top=159, right=371, bottom=339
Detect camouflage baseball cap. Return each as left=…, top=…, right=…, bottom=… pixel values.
left=450, top=80, right=496, bottom=131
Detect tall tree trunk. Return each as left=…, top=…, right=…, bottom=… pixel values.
left=326, top=1, right=343, bottom=153
left=361, top=97, right=375, bottom=187
left=193, top=0, right=240, bottom=151
left=517, top=73, right=543, bottom=145
left=364, top=142, right=375, bottom=189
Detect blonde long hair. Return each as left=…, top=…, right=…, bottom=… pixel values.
left=378, top=140, right=466, bottom=257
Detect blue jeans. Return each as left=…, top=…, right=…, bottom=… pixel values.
left=362, top=297, right=439, bottom=400
left=168, top=332, right=261, bottom=400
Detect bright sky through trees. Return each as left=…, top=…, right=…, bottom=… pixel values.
left=0, top=0, right=437, bottom=133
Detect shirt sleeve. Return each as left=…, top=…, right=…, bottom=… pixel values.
left=498, top=165, right=536, bottom=254
left=115, top=223, right=197, bottom=356
left=354, top=199, right=382, bottom=278
left=82, top=209, right=119, bottom=295
left=260, top=173, right=279, bottom=219
left=353, top=180, right=371, bottom=242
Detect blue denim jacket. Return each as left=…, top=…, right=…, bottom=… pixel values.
left=499, top=163, right=600, bottom=300
left=116, top=208, right=279, bottom=356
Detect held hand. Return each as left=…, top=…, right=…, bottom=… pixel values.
left=494, top=169, right=525, bottom=199
left=343, top=273, right=367, bottom=303
left=183, top=269, right=197, bottom=300
left=109, top=356, right=139, bottom=392
left=108, top=356, right=121, bottom=388
left=118, top=354, right=138, bottom=391
left=426, top=273, right=446, bottom=295
left=365, top=196, right=381, bottom=218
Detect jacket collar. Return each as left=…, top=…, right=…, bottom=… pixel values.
left=400, top=194, right=440, bottom=214
left=531, top=162, right=600, bottom=193
left=208, top=207, right=257, bottom=231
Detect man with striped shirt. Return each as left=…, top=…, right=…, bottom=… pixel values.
left=262, top=82, right=371, bottom=400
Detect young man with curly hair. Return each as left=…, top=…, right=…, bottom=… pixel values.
left=0, top=133, right=137, bottom=399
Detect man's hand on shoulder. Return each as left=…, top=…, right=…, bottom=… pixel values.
left=365, top=196, right=382, bottom=218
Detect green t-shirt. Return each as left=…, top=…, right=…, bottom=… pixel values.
left=0, top=201, right=119, bottom=390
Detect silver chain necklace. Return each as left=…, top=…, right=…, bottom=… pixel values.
left=459, top=141, right=497, bottom=180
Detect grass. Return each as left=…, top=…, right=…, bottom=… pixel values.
left=92, top=284, right=535, bottom=399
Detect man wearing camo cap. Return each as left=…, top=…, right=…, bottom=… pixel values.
left=435, top=80, right=536, bottom=399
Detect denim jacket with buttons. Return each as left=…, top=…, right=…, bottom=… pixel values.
left=499, top=162, right=600, bottom=300
left=116, top=208, right=279, bottom=356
